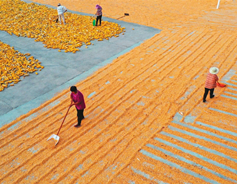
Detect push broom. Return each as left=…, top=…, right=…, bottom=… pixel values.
left=47, top=106, right=71, bottom=146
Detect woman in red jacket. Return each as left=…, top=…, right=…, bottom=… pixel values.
left=203, top=67, right=219, bottom=103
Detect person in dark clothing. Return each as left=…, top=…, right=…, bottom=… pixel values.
left=70, top=86, right=86, bottom=127
left=95, top=4, right=102, bottom=26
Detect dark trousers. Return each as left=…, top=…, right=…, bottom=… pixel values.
left=96, top=15, right=102, bottom=26
left=76, top=109, right=84, bottom=125
left=203, top=88, right=214, bottom=102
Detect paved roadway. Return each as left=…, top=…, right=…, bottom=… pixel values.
left=0, top=1, right=160, bottom=127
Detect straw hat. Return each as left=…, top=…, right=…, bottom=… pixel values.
left=209, top=67, right=219, bottom=74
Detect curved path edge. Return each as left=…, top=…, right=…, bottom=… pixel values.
left=0, top=0, right=160, bottom=127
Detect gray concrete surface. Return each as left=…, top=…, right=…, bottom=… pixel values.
left=0, top=1, right=160, bottom=127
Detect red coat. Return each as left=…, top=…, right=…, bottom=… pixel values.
left=71, top=90, right=86, bottom=110
left=205, top=73, right=218, bottom=89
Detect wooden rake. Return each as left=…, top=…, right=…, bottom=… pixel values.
left=47, top=106, right=71, bottom=146
left=117, top=13, right=129, bottom=20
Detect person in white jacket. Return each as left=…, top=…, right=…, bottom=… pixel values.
left=57, top=3, right=67, bottom=24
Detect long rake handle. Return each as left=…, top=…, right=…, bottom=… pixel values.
left=117, top=13, right=129, bottom=20
left=56, top=106, right=71, bottom=135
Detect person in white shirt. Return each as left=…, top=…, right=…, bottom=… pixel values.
left=57, top=3, right=67, bottom=24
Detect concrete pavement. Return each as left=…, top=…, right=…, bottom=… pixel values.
left=0, top=1, right=160, bottom=127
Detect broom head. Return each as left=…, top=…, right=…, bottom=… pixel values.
left=217, top=82, right=226, bottom=87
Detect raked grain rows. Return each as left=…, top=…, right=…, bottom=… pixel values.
left=1, top=28, right=237, bottom=183
left=119, top=80, right=237, bottom=183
